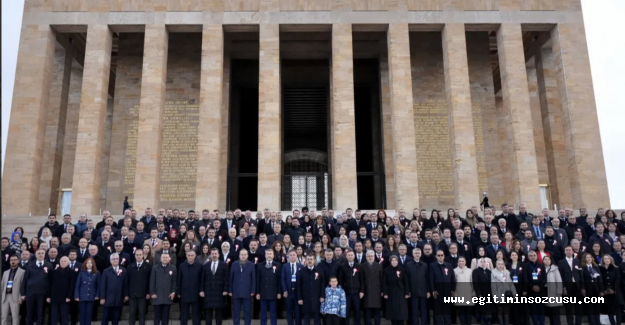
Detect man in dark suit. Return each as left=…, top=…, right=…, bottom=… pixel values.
left=524, top=251, right=546, bottom=325
left=229, top=249, right=255, bottom=325
left=267, top=224, right=285, bottom=246
left=429, top=249, right=456, bottom=325
left=200, top=248, right=229, bottom=325
left=485, top=234, right=504, bottom=260
left=221, top=213, right=238, bottom=234
left=75, top=239, right=89, bottom=263
left=178, top=250, right=203, bottom=325
left=454, top=229, right=472, bottom=262
left=21, top=249, right=52, bottom=325
left=297, top=255, right=325, bottom=325
left=127, top=249, right=151, bottom=325
left=150, top=252, right=177, bottom=325
left=139, top=208, right=157, bottom=230
left=407, top=248, right=429, bottom=325
left=372, top=243, right=388, bottom=268
left=530, top=216, right=546, bottom=241
left=281, top=251, right=303, bottom=325
left=337, top=250, right=364, bottom=325
left=123, top=231, right=142, bottom=264
left=100, top=253, right=129, bottom=325
left=589, top=222, right=613, bottom=254
left=397, top=245, right=413, bottom=267
left=256, top=249, right=281, bottom=325
left=113, top=240, right=131, bottom=268
left=558, top=246, right=584, bottom=325
left=366, top=220, right=379, bottom=237
left=67, top=250, right=82, bottom=325
left=317, top=249, right=339, bottom=286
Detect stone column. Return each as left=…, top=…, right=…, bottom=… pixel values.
left=379, top=54, right=396, bottom=209
left=39, top=47, right=74, bottom=215
left=71, top=25, right=113, bottom=215
left=387, top=24, right=420, bottom=209
left=535, top=49, right=573, bottom=208
left=196, top=24, right=224, bottom=210
left=441, top=23, right=480, bottom=211
left=1, top=25, right=56, bottom=215
left=133, top=25, right=169, bottom=211
left=496, top=23, right=541, bottom=208
left=550, top=24, right=610, bottom=209
left=330, top=24, right=358, bottom=210
left=257, top=24, right=281, bottom=210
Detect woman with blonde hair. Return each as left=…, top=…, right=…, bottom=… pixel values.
left=491, top=259, right=516, bottom=325
left=39, top=227, right=53, bottom=246
left=454, top=256, right=474, bottom=325
left=600, top=254, right=622, bottom=325
left=542, top=255, right=563, bottom=325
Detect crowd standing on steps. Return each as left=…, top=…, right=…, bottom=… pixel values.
left=2, top=205, right=625, bottom=325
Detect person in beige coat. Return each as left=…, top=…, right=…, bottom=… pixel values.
left=470, top=247, right=493, bottom=270
left=491, top=259, right=516, bottom=325
left=2, top=255, right=25, bottom=325
left=542, top=256, right=563, bottom=325
left=453, top=257, right=474, bottom=325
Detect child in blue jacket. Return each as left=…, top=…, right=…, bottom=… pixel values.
left=320, top=276, right=346, bottom=325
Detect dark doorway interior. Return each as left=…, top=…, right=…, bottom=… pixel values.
left=354, top=59, right=385, bottom=209
left=227, top=59, right=259, bottom=210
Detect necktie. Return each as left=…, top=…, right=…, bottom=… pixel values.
left=212, top=262, right=216, bottom=275
left=71, top=262, right=74, bottom=269
left=138, top=263, right=142, bottom=268
left=401, top=257, right=405, bottom=264
left=81, top=249, right=85, bottom=256
left=38, top=262, right=41, bottom=268
left=152, top=239, right=157, bottom=247
left=291, top=263, right=295, bottom=275
left=65, top=224, right=68, bottom=232
left=536, top=227, right=541, bottom=239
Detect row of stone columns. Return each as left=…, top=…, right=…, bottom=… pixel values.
left=1, top=22, right=609, bottom=216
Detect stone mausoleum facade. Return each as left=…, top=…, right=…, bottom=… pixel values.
left=3, top=0, right=610, bottom=217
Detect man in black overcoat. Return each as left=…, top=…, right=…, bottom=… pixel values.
left=100, top=253, right=129, bottom=325
left=472, top=258, right=492, bottom=325
left=361, top=251, right=382, bottom=325
left=406, top=248, right=429, bottom=325
left=20, top=249, right=52, bottom=325
left=428, top=250, right=456, bottom=325
left=177, top=250, right=203, bottom=325
left=557, top=246, right=584, bottom=325
left=297, top=255, right=325, bottom=325
left=337, top=250, right=364, bottom=325
left=317, top=249, right=339, bottom=286
left=127, top=249, right=151, bottom=325
left=523, top=251, right=546, bottom=325
left=200, top=248, right=229, bottom=325
left=256, top=249, right=282, bottom=325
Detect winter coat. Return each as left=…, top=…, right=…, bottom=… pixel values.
left=99, top=267, right=129, bottom=306
left=381, top=266, right=409, bottom=320
left=297, top=266, right=326, bottom=313
left=149, top=264, right=177, bottom=305
left=320, top=286, right=346, bottom=317
left=360, top=262, right=383, bottom=309
left=201, top=260, right=229, bottom=308
left=490, top=268, right=517, bottom=300
left=74, top=271, right=100, bottom=301
left=48, top=267, right=75, bottom=303
left=229, top=261, right=255, bottom=299
left=453, top=266, right=474, bottom=306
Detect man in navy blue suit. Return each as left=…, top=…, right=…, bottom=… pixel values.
left=281, top=251, right=303, bottom=325
left=229, top=249, right=255, bottom=325
left=429, top=250, right=456, bottom=325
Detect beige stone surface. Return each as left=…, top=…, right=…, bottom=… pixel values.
left=133, top=25, right=169, bottom=211
left=195, top=24, right=224, bottom=210
left=59, top=64, right=84, bottom=192
left=70, top=24, right=113, bottom=215
left=257, top=24, right=281, bottom=211
left=2, top=25, right=56, bottom=215
left=218, top=57, right=231, bottom=212
left=526, top=66, right=550, bottom=186
left=379, top=55, right=396, bottom=209
left=39, top=47, right=73, bottom=215
left=535, top=49, right=573, bottom=208
left=550, top=23, right=610, bottom=209
left=496, top=23, right=540, bottom=208
left=104, top=33, right=145, bottom=212
left=330, top=24, right=358, bottom=210
left=441, top=24, right=480, bottom=211
left=466, top=32, right=495, bottom=203
left=387, top=24, right=420, bottom=210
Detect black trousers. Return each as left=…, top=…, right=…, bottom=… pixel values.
left=433, top=301, right=451, bottom=325
left=50, top=303, right=69, bottom=325
left=26, top=294, right=45, bottom=325
left=180, top=301, right=201, bottom=325
left=102, top=306, right=122, bottom=325
left=154, top=304, right=171, bottom=325
left=364, top=308, right=380, bottom=325
left=128, top=298, right=147, bottom=325
left=546, top=306, right=561, bottom=325
left=456, top=306, right=473, bottom=325
left=344, top=293, right=361, bottom=325
left=325, top=314, right=341, bottom=325
left=20, top=298, right=28, bottom=325
left=205, top=307, right=223, bottom=325
left=303, top=311, right=321, bottom=325
left=68, top=299, right=79, bottom=325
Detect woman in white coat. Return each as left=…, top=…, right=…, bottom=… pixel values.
left=543, top=255, right=563, bottom=325
left=491, top=259, right=516, bottom=325
left=453, top=257, right=474, bottom=325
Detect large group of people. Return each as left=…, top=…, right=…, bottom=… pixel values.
left=2, top=204, right=625, bottom=325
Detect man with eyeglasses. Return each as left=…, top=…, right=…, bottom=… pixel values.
left=428, top=250, right=455, bottom=325
left=113, top=240, right=131, bottom=268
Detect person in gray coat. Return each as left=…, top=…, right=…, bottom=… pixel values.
left=150, top=253, right=177, bottom=325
